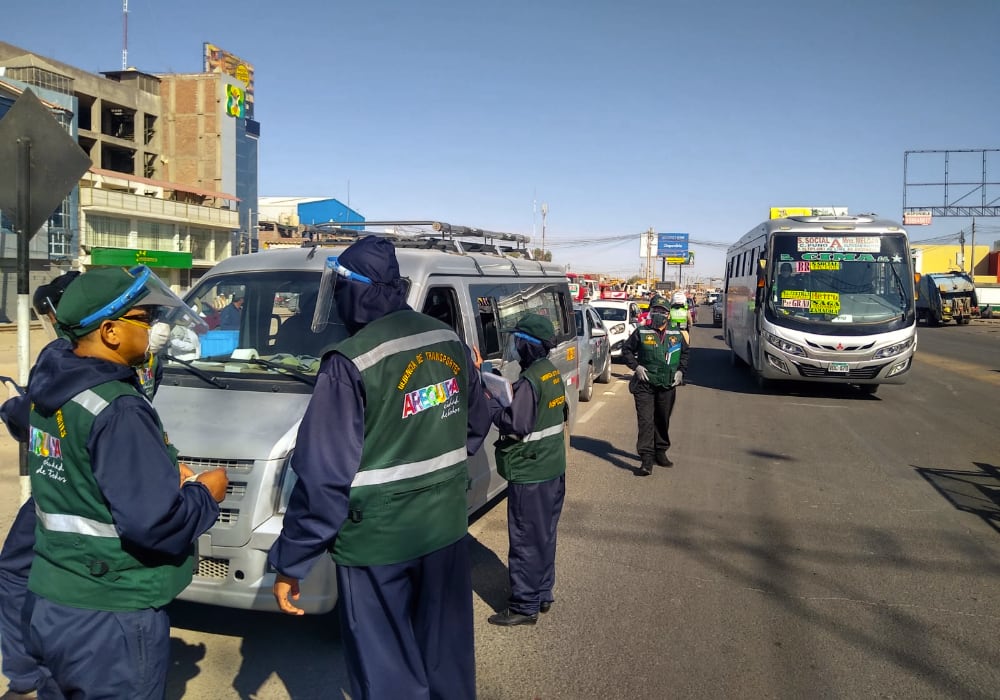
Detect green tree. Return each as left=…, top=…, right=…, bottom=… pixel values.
left=532, top=248, right=552, bottom=262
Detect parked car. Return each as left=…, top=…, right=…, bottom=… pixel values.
left=574, top=302, right=612, bottom=401
left=712, top=299, right=723, bottom=327
left=590, top=299, right=640, bottom=360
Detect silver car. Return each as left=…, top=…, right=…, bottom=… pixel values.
left=574, top=302, right=613, bottom=401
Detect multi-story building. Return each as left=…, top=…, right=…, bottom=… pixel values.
left=0, top=40, right=256, bottom=321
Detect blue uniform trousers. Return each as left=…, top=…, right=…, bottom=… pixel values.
left=0, top=499, right=48, bottom=694
left=25, top=595, right=170, bottom=700
left=336, top=537, right=475, bottom=700
left=506, top=475, right=566, bottom=616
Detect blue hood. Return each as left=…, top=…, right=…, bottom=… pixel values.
left=517, top=336, right=550, bottom=370
left=28, top=342, right=139, bottom=416
left=335, top=236, right=410, bottom=334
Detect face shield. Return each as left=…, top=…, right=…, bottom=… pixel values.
left=72, top=266, right=207, bottom=339
left=312, top=256, right=373, bottom=332
left=649, top=307, right=669, bottom=328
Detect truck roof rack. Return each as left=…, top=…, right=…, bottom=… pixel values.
left=302, top=220, right=534, bottom=258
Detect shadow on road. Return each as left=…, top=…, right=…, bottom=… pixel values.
left=468, top=534, right=510, bottom=613
left=687, top=344, right=883, bottom=401
left=570, top=435, right=638, bottom=474
left=166, top=599, right=349, bottom=699
left=915, top=461, right=1000, bottom=535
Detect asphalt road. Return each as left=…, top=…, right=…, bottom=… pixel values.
left=2, top=320, right=999, bottom=699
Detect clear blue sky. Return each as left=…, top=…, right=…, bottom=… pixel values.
left=5, top=0, right=999, bottom=282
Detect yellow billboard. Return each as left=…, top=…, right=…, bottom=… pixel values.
left=204, top=43, right=255, bottom=119
left=769, top=206, right=849, bottom=219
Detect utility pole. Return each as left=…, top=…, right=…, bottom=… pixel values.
left=970, top=218, right=976, bottom=275
left=645, top=227, right=654, bottom=288
left=541, top=202, right=548, bottom=260
left=959, top=229, right=966, bottom=270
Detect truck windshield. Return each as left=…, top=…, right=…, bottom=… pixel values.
left=164, top=270, right=348, bottom=377
left=765, top=233, right=913, bottom=332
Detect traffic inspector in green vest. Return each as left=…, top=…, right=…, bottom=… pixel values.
left=268, top=236, right=492, bottom=700
left=668, top=290, right=692, bottom=343
left=23, top=265, right=228, bottom=698
left=483, top=313, right=568, bottom=626
left=622, top=294, right=690, bottom=475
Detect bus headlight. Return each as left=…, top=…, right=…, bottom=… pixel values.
left=763, top=331, right=806, bottom=357
left=610, top=323, right=625, bottom=335
left=873, top=338, right=914, bottom=359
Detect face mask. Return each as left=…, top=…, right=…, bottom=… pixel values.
left=650, top=312, right=668, bottom=328
left=147, top=322, right=171, bottom=355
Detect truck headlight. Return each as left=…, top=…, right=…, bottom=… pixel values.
left=873, top=338, right=914, bottom=359
left=610, top=323, right=625, bottom=335
left=275, top=454, right=297, bottom=515
left=763, top=331, right=806, bottom=357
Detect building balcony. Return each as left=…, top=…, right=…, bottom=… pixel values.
left=80, top=187, right=238, bottom=230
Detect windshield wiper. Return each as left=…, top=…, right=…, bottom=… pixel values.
left=241, top=357, right=317, bottom=386
left=164, top=355, right=229, bottom=389
left=887, top=263, right=909, bottom=313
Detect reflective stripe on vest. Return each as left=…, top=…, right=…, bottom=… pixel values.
left=352, top=329, right=459, bottom=372
left=351, top=446, right=467, bottom=487
left=70, top=389, right=110, bottom=416
left=523, top=423, right=564, bottom=443
left=36, top=505, right=118, bottom=538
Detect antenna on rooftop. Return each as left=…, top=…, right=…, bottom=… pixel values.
left=122, top=0, right=129, bottom=70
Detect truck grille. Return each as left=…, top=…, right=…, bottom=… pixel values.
left=178, top=457, right=255, bottom=475
left=195, top=556, right=229, bottom=580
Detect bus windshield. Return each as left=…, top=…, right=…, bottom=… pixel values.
left=766, top=233, right=912, bottom=330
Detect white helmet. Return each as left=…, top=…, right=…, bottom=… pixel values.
left=671, top=292, right=687, bottom=306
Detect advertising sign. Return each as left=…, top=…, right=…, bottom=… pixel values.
left=204, top=43, right=255, bottom=119
left=902, top=210, right=932, bottom=226
left=657, top=232, right=689, bottom=257
left=91, top=247, right=193, bottom=269
left=769, top=206, right=848, bottom=219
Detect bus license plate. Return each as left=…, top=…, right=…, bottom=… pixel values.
left=829, top=362, right=849, bottom=373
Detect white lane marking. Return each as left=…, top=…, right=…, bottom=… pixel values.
left=577, top=401, right=604, bottom=424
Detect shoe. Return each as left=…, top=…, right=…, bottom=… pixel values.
left=655, top=452, right=673, bottom=467
left=488, top=609, right=538, bottom=626
left=539, top=601, right=552, bottom=613
left=637, top=459, right=653, bottom=476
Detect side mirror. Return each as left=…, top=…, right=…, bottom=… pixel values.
left=591, top=326, right=607, bottom=338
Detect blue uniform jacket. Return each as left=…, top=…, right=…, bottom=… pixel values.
left=20, top=342, right=219, bottom=560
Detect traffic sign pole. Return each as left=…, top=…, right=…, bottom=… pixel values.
left=16, top=137, right=32, bottom=504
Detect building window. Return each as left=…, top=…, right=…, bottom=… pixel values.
left=48, top=230, right=73, bottom=258
left=190, top=227, right=212, bottom=259
left=86, top=214, right=130, bottom=248
left=137, top=220, right=175, bottom=250
left=213, top=232, right=231, bottom=262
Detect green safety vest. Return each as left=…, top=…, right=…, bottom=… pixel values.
left=28, top=380, right=192, bottom=611
left=495, top=358, right=567, bottom=484
left=669, top=306, right=688, bottom=327
left=331, top=311, right=471, bottom=566
left=635, top=328, right=685, bottom=387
